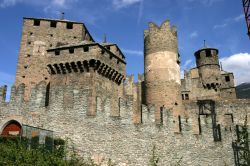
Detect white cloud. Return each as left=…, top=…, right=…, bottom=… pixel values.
left=187, top=0, right=223, bottom=6
left=112, top=0, right=142, bottom=9
left=0, top=0, right=22, bottom=8
left=213, top=23, right=227, bottom=29
left=122, top=48, right=143, bottom=56
left=182, top=59, right=192, bottom=68
left=137, top=0, right=144, bottom=24
left=0, top=0, right=76, bottom=9
left=234, top=14, right=245, bottom=22
left=190, top=31, right=198, bottom=38
left=181, top=59, right=195, bottom=79
left=52, top=0, right=66, bottom=7
left=220, top=53, right=250, bottom=85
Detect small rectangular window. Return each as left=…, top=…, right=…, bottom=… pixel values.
left=69, top=48, right=74, bottom=54
left=33, top=19, right=40, bottom=26
left=83, top=47, right=89, bottom=52
left=66, top=22, right=73, bottom=29
left=50, top=21, right=57, bottom=28
left=225, top=76, right=230, bottom=82
left=206, top=50, right=212, bottom=57
left=55, top=50, right=60, bottom=56
left=185, top=94, right=189, bottom=100
left=182, top=94, right=185, bottom=100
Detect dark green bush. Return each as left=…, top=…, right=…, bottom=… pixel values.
left=0, top=137, right=105, bottom=165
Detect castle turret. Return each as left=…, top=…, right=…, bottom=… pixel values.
left=194, top=48, right=221, bottom=91
left=144, top=20, right=182, bottom=123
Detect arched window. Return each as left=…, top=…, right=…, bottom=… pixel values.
left=1, top=120, right=22, bottom=136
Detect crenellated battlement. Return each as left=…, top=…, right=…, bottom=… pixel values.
left=146, top=20, right=177, bottom=37
left=1, top=82, right=249, bottom=133
left=144, top=20, right=178, bottom=55
left=0, top=85, right=7, bottom=104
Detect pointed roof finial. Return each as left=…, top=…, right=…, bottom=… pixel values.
left=104, top=33, right=107, bottom=43
left=204, top=40, right=207, bottom=48
left=61, top=12, right=65, bottom=20
left=220, top=62, right=223, bottom=71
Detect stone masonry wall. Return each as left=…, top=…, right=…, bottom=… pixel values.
left=144, top=21, right=182, bottom=124
left=15, top=18, right=93, bottom=100
left=1, top=82, right=250, bottom=165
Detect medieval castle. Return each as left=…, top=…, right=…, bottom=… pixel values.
left=0, top=17, right=250, bottom=165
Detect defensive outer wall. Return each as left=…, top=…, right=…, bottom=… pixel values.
left=0, top=17, right=250, bottom=166
left=1, top=82, right=250, bottom=165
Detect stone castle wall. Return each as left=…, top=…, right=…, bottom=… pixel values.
left=1, top=82, right=250, bottom=165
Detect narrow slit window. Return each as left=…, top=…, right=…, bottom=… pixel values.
left=33, top=19, right=40, bottom=26
left=160, top=106, right=164, bottom=125
left=50, top=21, right=57, bottom=28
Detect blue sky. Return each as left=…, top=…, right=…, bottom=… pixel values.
left=0, top=0, right=250, bottom=92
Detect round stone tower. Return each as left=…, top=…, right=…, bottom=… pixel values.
left=144, top=20, right=182, bottom=123
left=194, top=48, right=221, bottom=91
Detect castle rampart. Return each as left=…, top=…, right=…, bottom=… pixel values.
left=1, top=82, right=250, bottom=165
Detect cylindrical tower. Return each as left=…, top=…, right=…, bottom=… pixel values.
left=144, top=20, right=182, bottom=123
left=194, top=48, right=221, bottom=90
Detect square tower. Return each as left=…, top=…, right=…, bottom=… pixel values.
left=15, top=17, right=94, bottom=100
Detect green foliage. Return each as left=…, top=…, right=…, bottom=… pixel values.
left=149, top=145, right=159, bottom=166
left=31, top=136, right=39, bottom=149
left=107, top=158, right=115, bottom=166
left=0, top=137, right=111, bottom=166
left=241, top=115, right=250, bottom=165
left=0, top=137, right=65, bottom=165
